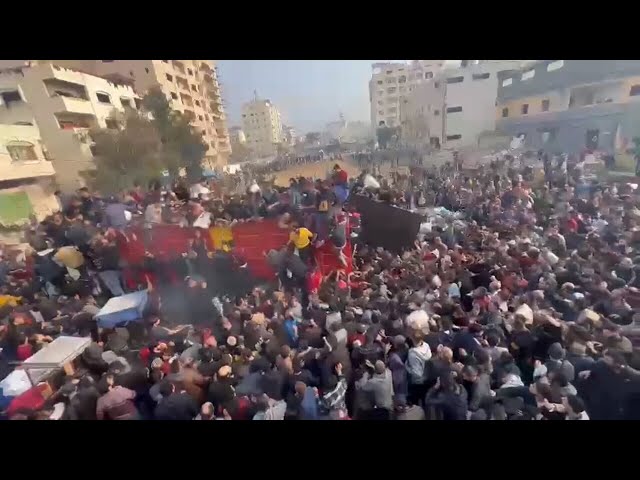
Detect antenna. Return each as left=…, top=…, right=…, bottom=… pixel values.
left=253, top=89, right=258, bottom=101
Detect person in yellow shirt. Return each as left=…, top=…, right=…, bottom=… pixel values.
left=289, top=225, right=314, bottom=265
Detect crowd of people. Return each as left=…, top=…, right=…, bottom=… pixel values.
left=0, top=149, right=639, bottom=421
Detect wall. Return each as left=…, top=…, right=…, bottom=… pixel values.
left=0, top=124, right=55, bottom=181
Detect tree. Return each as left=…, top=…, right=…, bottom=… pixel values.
left=142, top=87, right=207, bottom=181
left=305, top=132, right=321, bottom=144
left=90, top=112, right=165, bottom=193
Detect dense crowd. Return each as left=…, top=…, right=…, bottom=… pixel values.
left=1, top=152, right=639, bottom=421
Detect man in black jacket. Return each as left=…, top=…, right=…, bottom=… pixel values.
left=154, top=381, right=200, bottom=420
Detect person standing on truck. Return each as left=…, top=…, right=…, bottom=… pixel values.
left=289, top=223, right=315, bottom=266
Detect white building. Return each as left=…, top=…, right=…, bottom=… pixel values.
left=282, top=125, right=296, bottom=146
left=400, top=60, right=528, bottom=150
left=0, top=63, right=140, bottom=190
left=241, top=97, right=282, bottom=157
left=369, top=60, right=445, bottom=129
left=229, top=126, right=246, bottom=145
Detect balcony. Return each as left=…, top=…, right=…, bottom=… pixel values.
left=172, top=60, right=186, bottom=75
left=50, top=95, right=94, bottom=115
left=199, top=62, right=214, bottom=74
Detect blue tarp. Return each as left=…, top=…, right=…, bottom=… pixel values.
left=202, top=169, right=220, bottom=178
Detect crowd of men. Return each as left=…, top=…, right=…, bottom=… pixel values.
left=0, top=150, right=639, bottom=420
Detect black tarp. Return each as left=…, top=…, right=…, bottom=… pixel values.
left=351, top=195, right=423, bottom=253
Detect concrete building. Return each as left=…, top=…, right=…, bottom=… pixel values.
left=0, top=123, right=59, bottom=225
left=495, top=60, right=640, bottom=155
left=229, top=126, right=246, bottom=146
left=0, top=63, right=140, bottom=190
left=369, top=60, right=445, bottom=129
left=400, top=60, right=527, bottom=150
left=282, top=125, right=296, bottom=146
left=241, top=97, right=283, bottom=157
left=31, top=60, right=232, bottom=168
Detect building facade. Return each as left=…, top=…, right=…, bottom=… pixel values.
left=229, top=126, right=246, bottom=146
left=496, top=60, right=640, bottom=155
left=369, top=60, right=445, bottom=129
left=241, top=98, right=282, bottom=157
left=0, top=123, right=59, bottom=224
left=0, top=63, right=140, bottom=190
left=400, top=60, right=527, bottom=150
left=282, top=125, right=296, bottom=146
left=36, top=60, right=232, bottom=168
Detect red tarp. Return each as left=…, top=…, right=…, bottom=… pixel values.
left=117, top=220, right=352, bottom=282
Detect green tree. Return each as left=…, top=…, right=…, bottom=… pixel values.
left=90, top=111, right=164, bottom=193
left=142, top=87, right=207, bottom=181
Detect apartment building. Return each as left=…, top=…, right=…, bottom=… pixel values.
left=400, top=60, right=527, bottom=150
left=369, top=60, right=445, bottom=129
left=229, top=126, right=246, bottom=146
left=282, top=125, right=296, bottom=146
left=40, top=60, right=232, bottom=168
left=0, top=63, right=140, bottom=190
left=496, top=60, right=640, bottom=155
left=241, top=98, right=283, bottom=157
left=0, top=123, right=59, bottom=224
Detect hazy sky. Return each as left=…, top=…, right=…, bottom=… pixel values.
left=217, top=60, right=389, bottom=134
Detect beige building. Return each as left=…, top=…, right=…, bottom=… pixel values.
left=369, top=60, right=445, bottom=129
left=241, top=98, right=283, bottom=157
left=36, top=60, right=232, bottom=168
left=0, top=123, right=59, bottom=225
left=400, top=60, right=528, bottom=150
left=0, top=63, right=140, bottom=191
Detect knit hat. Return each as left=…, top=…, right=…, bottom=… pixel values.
left=548, top=342, right=565, bottom=361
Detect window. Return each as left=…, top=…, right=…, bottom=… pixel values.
left=540, top=128, right=557, bottom=144
left=6, top=143, right=37, bottom=161
left=134, top=98, right=142, bottom=109
left=191, top=84, right=197, bottom=91
left=472, top=72, right=490, bottom=81
left=0, top=90, right=22, bottom=107
left=201, top=130, right=206, bottom=136
left=199, top=115, right=204, bottom=121
left=378, top=100, right=384, bottom=106
left=446, top=134, right=462, bottom=141
left=101, top=60, right=114, bottom=63
left=387, top=87, right=397, bottom=94
left=521, top=104, right=529, bottom=114
left=522, top=69, right=535, bottom=81
left=120, top=98, right=131, bottom=108
left=547, top=60, right=564, bottom=72
left=96, top=92, right=112, bottom=104
left=386, top=78, right=396, bottom=84
left=166, top=73, right=173, bottom=81
left=129, top=71, right=134, bottom=77
left=502, top=107, right=509, bottom=118
left=170, top=92, right=178, bottom=100
left=188, top=68, right=193, bottom=76
left=447, top=76, right=464, bottom=84
left=162, top=60, right=169, bottom=63
left=541, top=99, right=550, bottom=111
left=398, top=75, right=407, bottom=84
left=502, top=78, right=513, bottom=87
left=195, top=100, right=200, bottom=106
left=425, top=72, right=433, bottom=79
left=447, top=106, right=463, bottom=113
left=378, top=110, right=384, bottom=115
left=145, top=68, right=149, bottom=73
left=434, top=82, right=440, bottom=89
left=105, top=118, right=119, bottom=129
left=377, top=80, right=383, bottom=85
left=630, top=85, right=640, bottom=97
left=242, top=114, right=246, bottom=118
left=434, top=109, right=440, bottom=116
left=386, top=70, right=393, bottom=74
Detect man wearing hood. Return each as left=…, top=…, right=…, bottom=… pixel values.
left=406, top=332, right=432, bottom=406
left=545, top=342, right=575, bottom=383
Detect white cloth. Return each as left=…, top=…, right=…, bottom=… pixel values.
left=190, top=183, right=211, bottom=199
left=192, top=212, right=212, bottom=229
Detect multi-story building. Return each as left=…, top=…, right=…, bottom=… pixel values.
left=0, top=63, right=140, bottom=190
left=229, top=126, right=246, bottom=146
left=241, top=98, right=283, bottom=157
left=35, top=60, right=232, bottom=168
left=400, top=60, right=528, bottom=150
left=0, top=122, right=59, bottom=224
left=369, top=60, right=445, bottom=129
left=496, top=60, right=640, bottom=155
left=282, top=125, right=296, bottom=146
